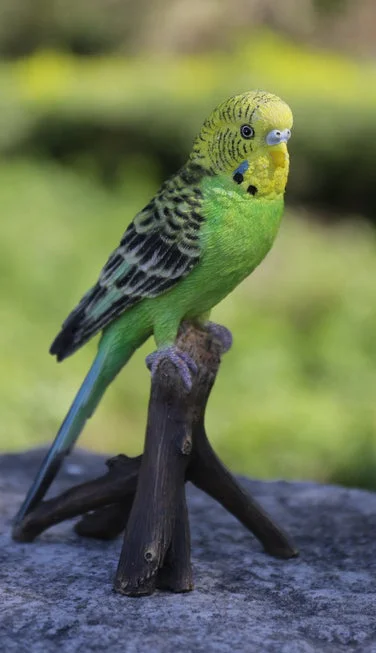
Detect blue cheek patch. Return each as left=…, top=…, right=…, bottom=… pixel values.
left=233, top=160, right=249, bottom=176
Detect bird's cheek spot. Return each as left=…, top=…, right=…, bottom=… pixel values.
left=233, top=172, right=244, bottom=184
left=233, top=160, right=249, bottom=183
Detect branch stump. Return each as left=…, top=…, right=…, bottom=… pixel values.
left=13, top=322, right=298, bottom=596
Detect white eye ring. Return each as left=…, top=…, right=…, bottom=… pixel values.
left=240, top=124, right=254, bottom=139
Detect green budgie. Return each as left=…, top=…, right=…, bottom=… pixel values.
left=15, top=90, right=293, bottom=523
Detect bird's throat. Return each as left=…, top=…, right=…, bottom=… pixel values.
left=245, top=146, right=289, bottom=199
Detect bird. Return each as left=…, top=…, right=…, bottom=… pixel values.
left=14, top=90, right=293, bottom=524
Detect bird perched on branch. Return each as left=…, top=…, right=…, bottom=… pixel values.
left=15, top=90, right=293, bottom=522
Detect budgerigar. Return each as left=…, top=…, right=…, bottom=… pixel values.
left=15, top=90, right=293, bottom=524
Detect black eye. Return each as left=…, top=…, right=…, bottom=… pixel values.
left=240, top=124, right=254, bottom=139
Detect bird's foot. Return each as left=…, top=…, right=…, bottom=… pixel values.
left=203, top=322, right=233, bottom=353
left=145, top=346, right=197, bottom=391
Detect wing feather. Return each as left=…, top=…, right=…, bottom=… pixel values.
left=50, top=165, right=205, bottom=360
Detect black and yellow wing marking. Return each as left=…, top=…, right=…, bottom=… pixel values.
left=50, top=165, right=206, bottom=361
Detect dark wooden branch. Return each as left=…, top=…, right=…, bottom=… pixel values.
left=188, top=423, right=297, bottom=558
left=12, top=455, right=141, bottom=542
left=114, top=358, right=194, bottom=596
left=156, top=487, right=193, bottom=592
left=13, top=321, right=298, bottom=596
left=74, top=501, right=132, bottom=540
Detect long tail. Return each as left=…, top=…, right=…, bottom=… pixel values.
left=14, top=331, right=143, bottom=527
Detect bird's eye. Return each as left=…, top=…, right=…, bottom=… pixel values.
left=240, top=124, right=254, bottom=139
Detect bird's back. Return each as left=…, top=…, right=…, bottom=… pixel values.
left=50, top=163, right=207, bottom=361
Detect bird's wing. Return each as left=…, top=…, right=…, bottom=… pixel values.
left=50, top=169, right=205, bottom=360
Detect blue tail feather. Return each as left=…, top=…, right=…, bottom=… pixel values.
left=13, top=349, right=111, bottom=525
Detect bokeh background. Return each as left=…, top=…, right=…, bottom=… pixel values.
left=2, top=0, right=376, bottom=489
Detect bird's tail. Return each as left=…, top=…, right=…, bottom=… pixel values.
left=14, top=331, right=144, bottom=527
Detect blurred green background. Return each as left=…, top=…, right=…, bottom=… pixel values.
left=2, top=0, right=376, bottom=489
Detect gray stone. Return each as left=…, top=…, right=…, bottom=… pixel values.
left=1, top=449, right=376, bottom=653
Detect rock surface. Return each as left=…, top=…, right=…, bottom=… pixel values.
left=1, top=449, right=376, bottom=652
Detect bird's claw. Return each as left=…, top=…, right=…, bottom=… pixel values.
left=204, top=322, right=233, bottom=353
left=145, top=346, right=197, bottom=391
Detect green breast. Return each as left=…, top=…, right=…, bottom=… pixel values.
left=183, top=175, right=284, bottom=313
left=139, top=174, right=285, bottom=324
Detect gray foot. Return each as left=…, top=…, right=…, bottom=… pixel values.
left=204, top=322, right=233, bottom=353
left=145, top=346, right=197, bottom=391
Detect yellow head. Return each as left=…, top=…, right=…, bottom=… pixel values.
left=190, top=90, right=293, bottom=199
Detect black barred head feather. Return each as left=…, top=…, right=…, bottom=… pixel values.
left=190, top=90, right=293, bottom=175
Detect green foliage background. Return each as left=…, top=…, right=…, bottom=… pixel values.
left=2, top=2, right=376, bottom=489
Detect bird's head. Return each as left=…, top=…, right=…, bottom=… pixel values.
left=190, top=90, right=293, bottom=199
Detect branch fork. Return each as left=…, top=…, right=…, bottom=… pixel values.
left=13, top=322, right=297, bottom=596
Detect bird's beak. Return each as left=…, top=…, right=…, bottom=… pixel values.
left=269, top=142, right=288, bottom=168
left=266, top=129, right=291, bottom=168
